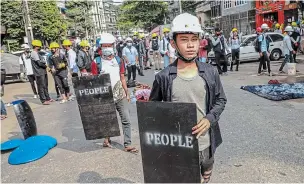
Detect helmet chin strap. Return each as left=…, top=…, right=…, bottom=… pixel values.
left=173, top=39, right=197, bottom=63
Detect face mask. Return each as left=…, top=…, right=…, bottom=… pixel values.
left=25, top=49, right=30, bottom=53
left=165, top=33, right=169, bottom=37
left=127, top=43, right=132, bottom=47
left=102, top=47, right=114, bottom=56
left=288, top=32, right=293, bottom=36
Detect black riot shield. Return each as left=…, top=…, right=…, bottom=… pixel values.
left=72, top=74, right=120, bottom=140
left=136, top=101, right=200, bottom=183
left=12, top=100, right=37, bottom=139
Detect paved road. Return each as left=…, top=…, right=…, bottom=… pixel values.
left=1, top=61, right=304, bottom=183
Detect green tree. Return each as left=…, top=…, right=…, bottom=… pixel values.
left=65, top=0, right=94, bottom=38
left=117, top=1, right=168, bottom=32
left=29, top=0, right=68, bottom=43
left=181, top=1, right=198, bottom=15
left=1, top=0, right=25, bottom=51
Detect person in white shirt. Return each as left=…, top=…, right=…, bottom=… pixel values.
left=62, top=39, right=78, bottom=77
left=149, top=33, right=161, bottom=71
left=19, top=44, right=38, bottom=98
left=160, top=27, right=171, bottom=68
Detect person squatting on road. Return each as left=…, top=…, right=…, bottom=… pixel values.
left=210, top=28, right=229, bottom=75
left=279, top=26, right=296, bottom=73
left=122, top=37, right=139, bottom=82
left=77, top=40, right=92, bottom=76
left=257, top=24, right=272, bottom=76
left=160, top=28, right=171, bottom=68
left=19, top=44, right=38, bottom=98
left=48, top=42, right=70, bottom=104
left=149, top=13, right=227, bottom=183
left=99, top=33, right=138, bottom=153
left=150, top=33, right=162, bottom=71
left=229, top=28, right=242, bottom=71
left=31, top=40, right=53, bottom=105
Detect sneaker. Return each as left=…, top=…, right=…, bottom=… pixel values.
left=257, top=73, right=262, bottom=76
left=222, top=72, right=228, bottom=76
left=279, top=70, right=285, bottom=74
left=60, top=99, right=68, bottom=104
left=269, top=73, right=273, bottom=77
left=33, top=95, right=38, bottom=99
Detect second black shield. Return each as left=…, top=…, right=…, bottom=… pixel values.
left=137, top=101, right=200, bottom=183
left=72, top=74, right=120, bottom=140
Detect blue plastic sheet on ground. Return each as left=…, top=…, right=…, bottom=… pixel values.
left=8, top=144, right=49, bottom=165
left=241, top=83, right=304, bottom=101
left=24, top=135, right=57, bottom=149
left=1, top=139, right=24, bottom=151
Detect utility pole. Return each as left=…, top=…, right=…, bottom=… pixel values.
left=23, top=0, right=34, bottom=44
left=179, top=0, right=182, bottom=14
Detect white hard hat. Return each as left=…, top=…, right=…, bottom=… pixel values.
left=125, top=37, right=132, bottom=42
left=21, top=44, right=30, bottom=49
left=261, top=23, right=269, bottom=29
left=171, top=13, right=202, bottom=34
left=118, top=36, right=122, bottom=41
left=284, top=26, right=293, bottom=32
left=99, top=33, right=116, bottom=44
left=205, top=33, right=209, bottom=36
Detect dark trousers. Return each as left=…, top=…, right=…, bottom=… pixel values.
left=51, top=73, right=60, bottom=97
left=231, top=49, right=240, bottom=71
left=215, top=52, right=228, bottom=74
left=293, top=45, right=299, bottom=62
left=279, top=53, right=294, bottom=71
left=54, top=70, right=70, bottom=95
left=27, top=75, right=37, bottom=95
left=36, top=74, right=50, bottom=103
left=127, top=65, right=136, bottom=81
left=137, top=55, right=144, bottom=75
left=72, top=73, right=78, bottom=77
left=200, top=147, right=214, bottom=177
left=258, top=51, right=271, bottom=74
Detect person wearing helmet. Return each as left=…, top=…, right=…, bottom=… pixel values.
left=160, top=27, right=171, bottom=68
left=19, top=44, right=38, bottom=98
left=144, top=35, right=151, bottom=69
left=210, top=27, right=229, bottom=75
left=116, top=36, right=125, bottom=59
left=257, top=23, right=272, bottom=76
left=63, top=39, right=78, bottom=77
left=150, top=33, right=161, bottom=71
left=149, top=13, right=227, bottom=183
left=123, top=37, right=139, bottom=83
left=229, top=28, right=242, bottom=71
left=99, top=33, right=138, bottom=153
left=31, top=40, right=53, bottom=105
left=279, top=26, right=296, bottom=73
left=274, top=23, right=282, bottom=34
left=77, top=40, right=92, bottom=75
left=48, top=42, right=70, bottom=104
left=290, top=23, right=301, bottom=62
left=135, top=34, right=146, bottom=76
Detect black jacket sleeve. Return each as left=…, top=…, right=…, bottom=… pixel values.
left=205, top=68, right=227, bottom=127
left=149, top=75, right=163, bottom=101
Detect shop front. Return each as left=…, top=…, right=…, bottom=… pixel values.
left=255, top=0, right=284, bottom=29
left=284, top=3, right=299, bottom=25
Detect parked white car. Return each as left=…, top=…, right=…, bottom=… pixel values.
left=208, top=32, right=284, bottom=64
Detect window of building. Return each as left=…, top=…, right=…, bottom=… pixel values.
left=224, top=0, right=232, bottom=9
left=235, top=0, right=247, bottom=6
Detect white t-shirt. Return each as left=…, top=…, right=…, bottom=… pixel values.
left=19, top=53, right=33, bottom=75
left=100, top=57, right=120, bottom=90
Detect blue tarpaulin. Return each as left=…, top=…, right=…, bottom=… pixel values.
left=241, top=83, right=304, bottom=101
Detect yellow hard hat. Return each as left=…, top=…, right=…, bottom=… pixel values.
left=232, top=28, right=238, bottom=32
left=163, top=27, right=170, bottom=33
left=134, top=32, right=139, bottom=36
left=152, top=33, right=158, bottom=38
left=275, top=23, right=280, bottom=28
left=32, top=40, right=42, bottom=47
left=291, top=22, right=297, bottom=27
left=80, top=40, right=89, bottom=47
left=49, top=42, right=60, bottom=49
left=139, top=34, right=145, bottom=39
left=62, top=39, right=72, bottom=46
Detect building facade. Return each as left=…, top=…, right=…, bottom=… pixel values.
left=196, top=0, right=211, bottom=28
left=210, top=1, right=222, bottom=28
left=221, top=0, right=256, bottom=37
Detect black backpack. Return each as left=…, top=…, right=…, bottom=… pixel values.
left=152, top=39, right=159, bottom=51
left=254, top=36, right=261, bottom=52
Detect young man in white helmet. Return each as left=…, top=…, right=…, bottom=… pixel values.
left=258, top=23, right=272, bottom=76
left=99, top=33, right=138, bottom=153
left=279, top=26, right=296, bottom=73
left=122, top=37, right=139, bottom=83
left=19, top=44, right=38, bottom=98
left=149, top=13, right=227, bottom=183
